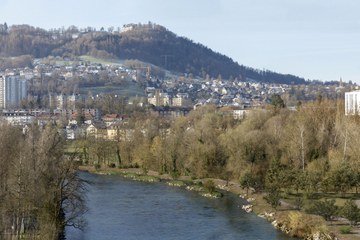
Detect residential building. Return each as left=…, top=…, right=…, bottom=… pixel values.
left=107, top=126, right=134, bottom=141
left=148, top=90, right=171, bottom=106
left=67, top=94, right=80, bottom=110
left=1, top=110, right=34, bottom=126
left=172, top=94, right=191, bottom=107
left=151, top=106, right=192, bottom=119
left=0, top=75, right=27, bottom=109
left=102, top=114, right=124, bottom=127
left=0, top=76, right=4, bottom=108
left=56, top=94, right=67, bottom=109
left=86, top=122, right=107, bottom=139
left=345, top=91, right=360, bottom=115
left=232, top=109, right=251, bottom=120
left=48, top=93, right=57, bottom=109
left=65, top=124, right=84, bottom=140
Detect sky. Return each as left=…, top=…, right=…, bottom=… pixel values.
left=1, top=0, right=360, bottom=83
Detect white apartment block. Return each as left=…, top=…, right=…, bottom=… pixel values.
left=0, top=75, right=27, bottom=109
left=0, top=76, right=4, bottom=108
left=52, top=94, right=80, bottom=110
left=148, top=91, right=171, bottom=106
left=233, top=109, right=250, bottom=119
left=148, top=90, right=192, bottom=107
left=56, top=94, right=67, bottom=109
left=172, top=97, right=191, bottom=107
left=1, top=111, right=34, bottom=126
left=345, top=91, right=360, bottom=115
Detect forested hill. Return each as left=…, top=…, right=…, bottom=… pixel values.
left=0, top=23, right=306, bottom=84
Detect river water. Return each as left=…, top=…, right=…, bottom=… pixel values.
left=66, top=172, right=293, bottom=240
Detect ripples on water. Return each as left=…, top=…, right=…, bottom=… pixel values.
left=66, top=172, right=294, bottom=240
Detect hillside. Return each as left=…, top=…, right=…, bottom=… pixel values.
left=0, top=23, right=306, bottom=84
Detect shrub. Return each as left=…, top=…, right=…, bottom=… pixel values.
left=306, top=199, right=338, bottom=222
left=240, top=172, right=259, bottom=194
left=264, top=187, right=281, bottom=209
left=170, top=171, right=180, bottom=180
left=108, top=163, right=116, bottom=168
left=94, top=163, right=101, bottom=170
left=340, top=200, right=360, bottom=226
left=203, top=180, right=216, bottom=194
left=286, top=211, right=327, bottom=238
left=294, top=196, right=304, bottom=210
left=339, top=225, right=352, bottom=234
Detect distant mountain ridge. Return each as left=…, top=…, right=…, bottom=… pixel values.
left=0, top=22, right=306, bottom=84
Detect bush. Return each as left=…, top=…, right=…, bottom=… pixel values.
left=108, top=163, right=116, bottom=168
left=170, top=171, right=180, bottom=180
left=294, top=196, right=304, bottom=210
left=203, top=180, right=216, bottom=194
left=240, top=172, right=258, bottom=194
left=286, top=211, right=328, bottom=238
left=304, top=191, right=316, bottom=200
left=306, top=199, right=337, bottom=222
left=264, top=187, right=281, bottom=209
left=94, top=163, right=101, bottom=170
left=340, top=200, right=360, bottom=226
left=339, top=225, right=352, bottom=234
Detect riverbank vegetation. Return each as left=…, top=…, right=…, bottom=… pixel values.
left=74, top=97, right=360, bottom=239
left=0, top=125, right=86, bottom=240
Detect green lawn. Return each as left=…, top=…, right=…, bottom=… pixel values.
left=79, top=55, right=125, bottom=65
left=79, top=84, right=145, bottom=97
left=282, top=191, right=360, bottom=209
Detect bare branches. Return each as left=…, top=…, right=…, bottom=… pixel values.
left=0, top=125, right=87, bottom=239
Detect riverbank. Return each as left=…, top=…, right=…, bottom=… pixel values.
left=78, top=166, right=358, bottom=240
left=69, top=170, right=292, bottom=240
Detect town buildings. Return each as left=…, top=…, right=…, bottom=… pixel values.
left=0, top=57, right=355, bottom=141
left=49, top=93, right=81, bottom=110
left=147, top=90, right=191, bottom=107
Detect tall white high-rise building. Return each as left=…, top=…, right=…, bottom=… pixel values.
left=0, top=76, right=4, bottom=108
left=56, top=94, right=67, bottom=109
left=345, top=91, right=360, bottom=115
left=0, top=75, right=27, bottom=109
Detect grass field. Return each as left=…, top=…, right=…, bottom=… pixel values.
left=282, top=191, right=360, bottom=209
left=79, top=55, right=125, bottom=65
left=79, top=84, right=145, bottom=97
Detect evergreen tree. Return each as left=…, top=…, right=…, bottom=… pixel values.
left=340, top=200, right=360, bottom=226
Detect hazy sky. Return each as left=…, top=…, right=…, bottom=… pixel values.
left=1, top=0, right=360, bottom=82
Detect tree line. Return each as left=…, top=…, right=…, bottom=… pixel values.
left=0, top=124, right=86, bottom=240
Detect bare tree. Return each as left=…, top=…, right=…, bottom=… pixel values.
left=0, top=124, right=87, bottom=240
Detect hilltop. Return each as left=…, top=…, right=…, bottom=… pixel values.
left=0, top=22, right=306, bottom=84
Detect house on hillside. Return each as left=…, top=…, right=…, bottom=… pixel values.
left=65, top=124, right=82, bottom=140
left=106, top=123, right=134, bottom=141
left=102, top=114, right=125, bottom=127
left=86, top=122, right=107, bottom=139
left=151, top=106, right=192, bottom=119
left=219, top=106, right=251, bottom=120
left=1, top=111, right=34, bottom=126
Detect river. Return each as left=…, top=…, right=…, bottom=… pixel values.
left=66, top=172, right=294, bottom=240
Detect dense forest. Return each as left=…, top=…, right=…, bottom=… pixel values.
left=0, top=125, right=86, bottom=240
left=0, top=22, right=306, bottom=84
